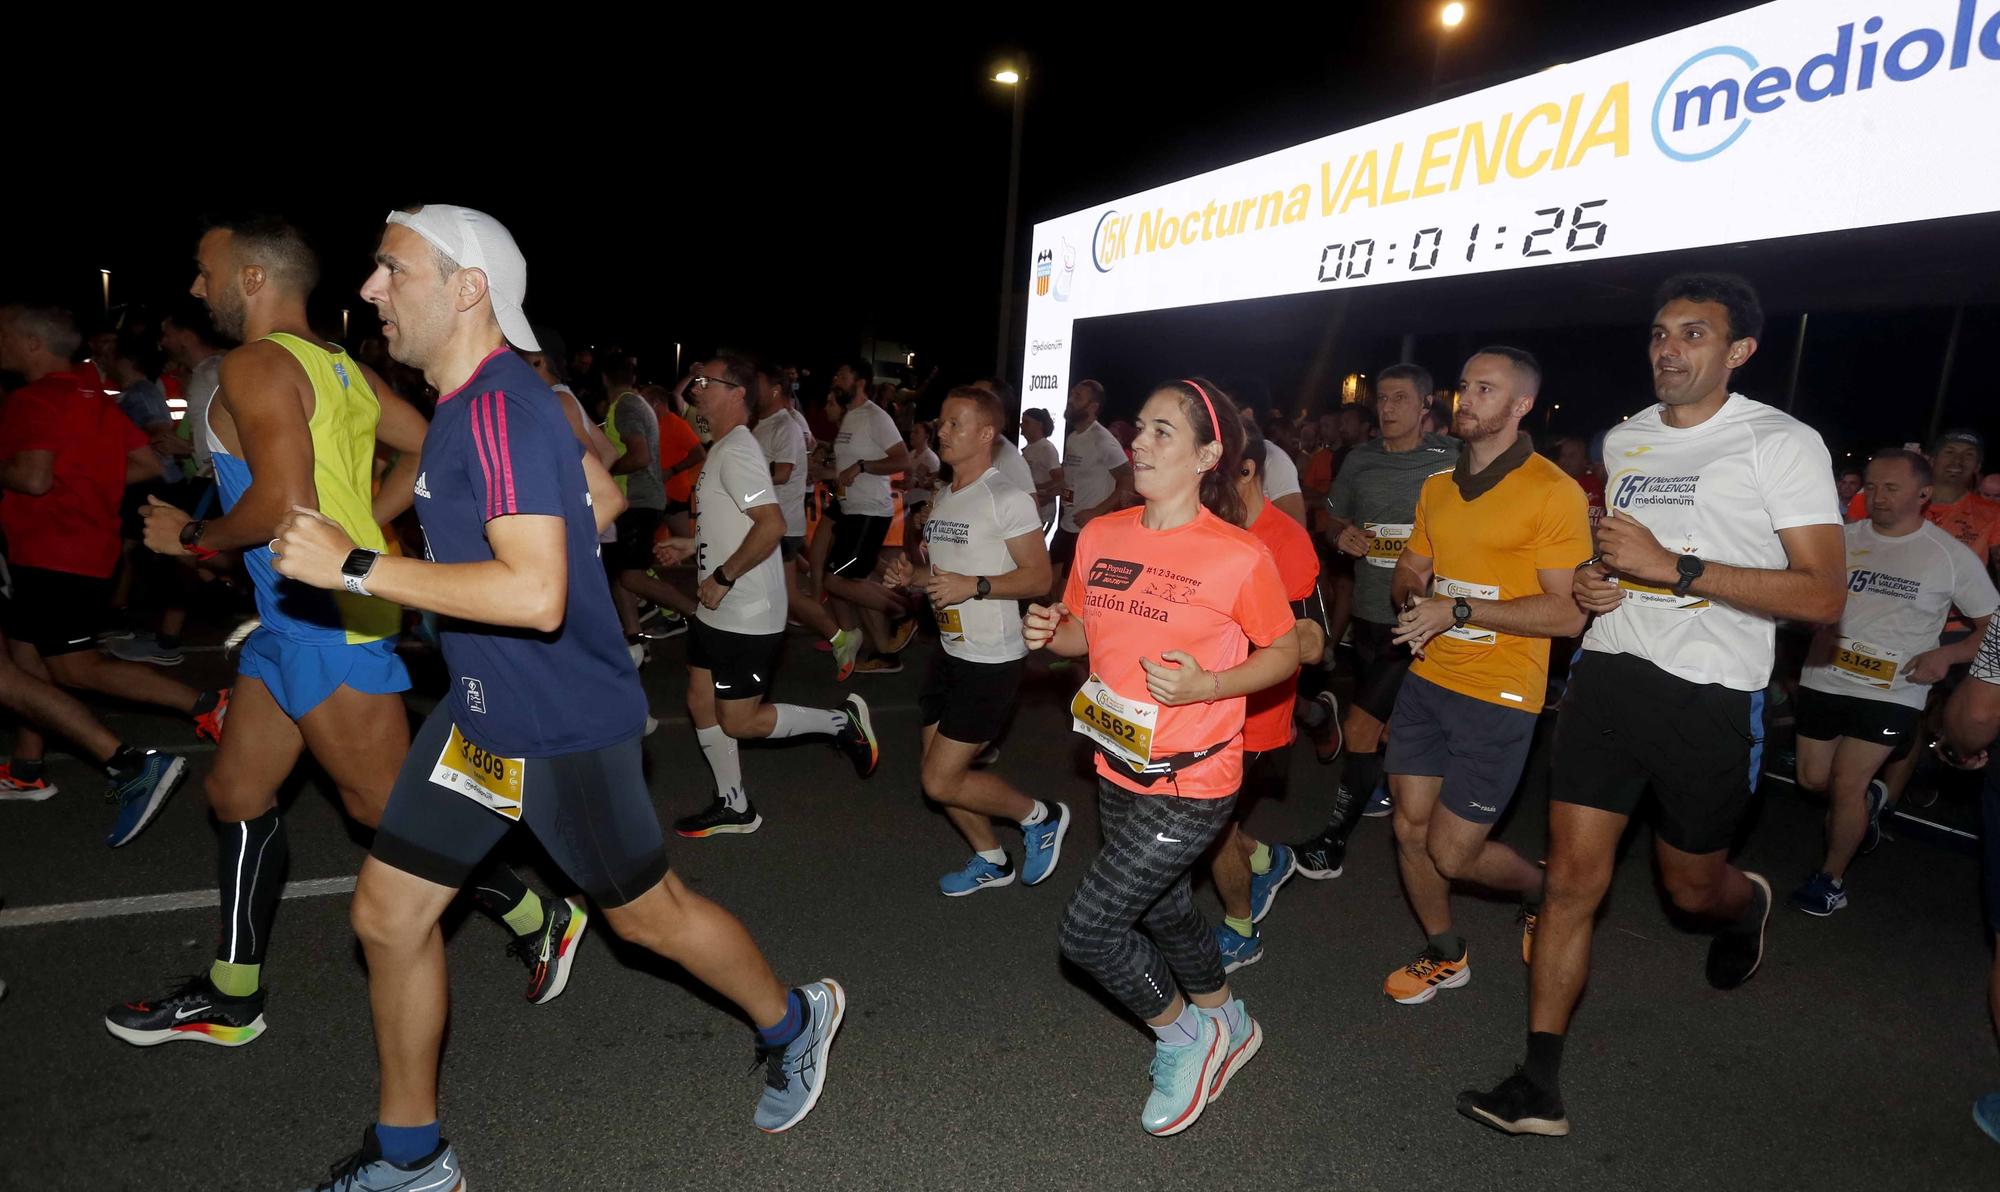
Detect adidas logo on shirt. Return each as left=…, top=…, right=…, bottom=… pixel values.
left=414, top=472, right=431, bottom=500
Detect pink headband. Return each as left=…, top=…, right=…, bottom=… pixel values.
left=1181, top=379, right=1219, bottom=438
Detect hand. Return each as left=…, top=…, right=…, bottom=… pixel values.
left=270, top=505, right=357, bottom=590
left=839, top=463, right=862, bottom=487
left=1573, top=560, right=1626, bottom=615
left=1140, top=650, right=1217, bottom=706
left=1904, top=648, right=1952, bottom=687
left=1391, top=595, right=1458, bottom=658
left=882, top=555, right=916, bottom=589
left=1335, top=524, right=1374, bottom=558
left=925, top=568, right=977, bottom=610
left=1024, top=601, right=1069, bottom=650
left=1940, top=741, right=1989, bottom=771
left=697, top=575, right=729, bottom=610
left=140, top=495, right=192, bottom=556
left=653, top=537, right=695, bottom=568
left=1595, top=509, right=1680, bottom=585
left=1294, top=619, right=1327, bottom=666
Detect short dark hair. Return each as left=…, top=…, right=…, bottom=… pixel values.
left=1072, top=379, right=1105, bottom=408
left=1870, top=447, right=1933, bottom=487
left=754, top=359, right=787, bottom=386
left=600, top=354, right=636, bottom=387
left=1021, top=406, right=1054, bottom=435
left=529, top=325, right=569, bottom=382
left=1835, top=462, right=1865, bottom=479
left=1653, top=272, right=1764, bottom=341
left=847, top=357, right=874, bottom=383
left=205, top=212, right=320, bottom=296
left=162, top=296, right=224, bottom=347
left=1376, top=363, right=1433, bottom=399
left=1339, top=403, right=1378, bottom=431
left=976, top=377, right=1017, bottom=406
left=1471, top=345, right=1543, bottom=394
left=711, top=354, right=758, bottom=405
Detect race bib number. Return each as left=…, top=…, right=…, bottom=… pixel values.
left=1070, top=673, right=1160, bottom=773
left=1435, top=576, right=1499, bottom=644
left=1831, top=637, right=1903, bottom=690
left=937, top=606, right=964, bottom=637
left=429, top=723, right=527, bottom=820
left=1617, top=577, right=1710, bottom=610
left=1363, top=523, right=1413, bottom=569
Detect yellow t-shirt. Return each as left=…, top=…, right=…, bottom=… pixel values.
left=1406, top=453, right=1592, bottom=713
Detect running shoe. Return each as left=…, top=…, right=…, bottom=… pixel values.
left=640, top=611, right=688, bottom=641
left=1212, top=924, right=1264, bottom=974
left=755, top=978, right=846, bottom=1133
left=104, top=752, right=189, bottom=848
left=1788, top=870, right=1847, bottom=917
left=1204, top=998, right=1262, bottom=1102
left=193, top=688, right=231, bottom=745
left=644, top=715, right=660, bottom=737
left=0, top=763, right=57, bottom=802
left=830, top=627, right=862, bottom=681
left=1519, top=903, right=1539, bottom=965
left=104, top=973, right=266, bottom=1047
left=675, top=797, right=764, bottom=838
left=1861, top=779, right=1889, bottom=854
left=626, top=641, right=648, bottom=669
left=851, top=657, right=902, bottom=676
left=1706, top=872, right=1772, bottom=990
left=1362, top=784, right=1392, bottom=817
left=1142, top=1012, right=1224, bottom=1136
left=1019, top=801, right=1071, bottom=886
left=1247, top=843, right=1296, bottom=924
left=508, top=895, right=588, bottom=1005
left=1384, top=946, right=1471, bottom=1005
left=1291, top=828, right=1345, bottom=881
left=300, top=1126, right=466, bottom=1191
left=939, top=854, right=1016, bottom=896
left=103, top=633, right=185, bottom=666
left=1976, top=1092, right=2000, bottom=1145
left=882, top=617, right=918, bottom=656
left=837, top=694, right=879, bottom=778
left=1457, top=1067, right=1570, bottom=1137
left=1306, top=691, right=1342, bottom=764
left=973, top=743, right=1000, bottom=768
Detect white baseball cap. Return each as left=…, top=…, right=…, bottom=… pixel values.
left=385, top=205, right=540, bottom=352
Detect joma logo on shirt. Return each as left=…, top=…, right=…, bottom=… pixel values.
left=1088, top=559, right=1144, bottom=591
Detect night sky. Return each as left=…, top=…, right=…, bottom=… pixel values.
left=7, top=1, right=1994, bottom=454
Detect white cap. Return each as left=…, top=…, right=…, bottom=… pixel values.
left=385, top=205, right=540, bottom=352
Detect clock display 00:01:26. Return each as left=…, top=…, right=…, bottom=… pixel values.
left=1315, top=199, right=1609, bottom=284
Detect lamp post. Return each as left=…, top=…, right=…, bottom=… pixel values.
left=992, top=63, right=1026, bottom=383
left=100, top=268, right=112, bottom=315
left=1432, top=4, right=1466, bottom=100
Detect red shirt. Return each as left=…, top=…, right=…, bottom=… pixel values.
left=658, top=409, right=703, bottom=504
left=0, top=371, right=146, bottom=578
left=1243, top=500, right=1321, bottom=752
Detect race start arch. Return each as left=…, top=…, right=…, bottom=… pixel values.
left=1017, top=0, right=2000, bottom=450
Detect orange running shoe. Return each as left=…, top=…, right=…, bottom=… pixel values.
left=194, top=688, right=232, bottom=745
left=1384, top=946, right=1470, bottom=1005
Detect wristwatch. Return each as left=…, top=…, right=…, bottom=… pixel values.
left=180, top=518, right=217, bottom=561
left=975, top=576, right=992, bottom=600
left=1451, top=597, right=1473, bottom=628
left=1672, top=553, right=1706, bottom=597
left=341, top=548, right=381, bottom=596
left=713, top=566, right=737, bottom=588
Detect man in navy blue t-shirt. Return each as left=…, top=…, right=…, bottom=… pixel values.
left=271, top=205, right=844, bottom=1188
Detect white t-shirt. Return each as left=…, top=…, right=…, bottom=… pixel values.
left=752, top=406, right=811, bottom=538
left=695, top=425, right=787, bottom=636
left=1060, top=420, right=1127, bottom=533
left=992, top=436, right=1038, bottom=498
left=1261, top=446, right=1302, bottom=502
left=905, top=445, right=942, bottom=508
left=555, top=384, right=616, bottom=546
left=923, top=466, right=1043, bottom=664
left=1802, top=520, right=2000, bottom=708
left=834, top=400, right=905, bottom=517
left=1582, top=394, right=1841, bottom=692
left=1022, top=437, right=1059, bottom=524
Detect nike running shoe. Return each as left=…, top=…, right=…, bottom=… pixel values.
left=105, top=973, right=266, bottom=1047
left=193, top=688, right=231, bottom=745
left=831, top=628, right=862, bottom=681
left=1384, top=946, right=1471, bottom=1005
left=675, top=798, right=764, bottom=838
left=1142, top=1013, right=1224, bottom=1136
left=837, top=694, right=879, bottom=778
left=0, top=763, right=56, bottom=802
left=755, top=979, right=846, bottom=1133
left=939, top=854, right=1016, bottom=896
left=1247, top=844, right=1295, bottom=924
left=1458, top=1067, right=1570, bottom=1137
left=509, top=895, right=588, bottom=1005
left=1212, top=924, right=1264, bottom=974
left=1019, top=801, right=1071, bottom=886
left=105, top=752, right=189, bottom=848
left=300, top=1126, right=466, bottom=1191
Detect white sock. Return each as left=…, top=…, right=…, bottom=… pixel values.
left=1152, top=1001, right=1203, bottom=1047
left=1018, top=800, right=1049, bottom=826
left=977, top=848, right=1008, bottom=866
left=696, top=724, right=747, bottom=813
left=770, top=704, right=846, bottom=739
left=1200, top=998, right=1247, bottom=1038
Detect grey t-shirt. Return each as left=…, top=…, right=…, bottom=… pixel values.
left=184, top=355, right=221, bottom=477
left=612, top=390, right=666, bottom=511
left=1326, top=432, right=1461, bottom=623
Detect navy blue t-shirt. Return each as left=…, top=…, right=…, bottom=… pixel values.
left=414, top=346, right=646, bottom=757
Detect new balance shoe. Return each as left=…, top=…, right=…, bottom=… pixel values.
left=1861, top=779, right=1889, bottom=854
left=1457, top=1067, right=1570, bottom=1137
left=1707, top=872, right=1772, bottom=990
left=675, top=797, right=763, bottom=838
left=1212, top=924, right=1264, bottom=974
left=755, top=979, right=846, bottom=1133
left=300, top=1127, right=466, bottom=1191
left=1142, top=1012, right=1224, bottom=1136
left=1019, top=802, right=1071, bottom=886
left=1788, top=870, right=1847, bottom=917
left=940, top=854, right=1016, bottom=896
left=1204, top=999, right=1262, bottom=1103
left=0, top=763, right=57, bottom=802
left=1247, top=843, right=1295, bottom=924
left=193, top=688, right=231, bottom=745
left=105, top=973, right=266, bottom=1047
left=1292, top=828, right=1345, bottom=881
left=837, top=694, right=879, bottom=777
left=509, top=895, right=588, bottom=1005
left=1384, top=946, right=1471, bottom=1005
left=104, top=752, right=189, bottom=848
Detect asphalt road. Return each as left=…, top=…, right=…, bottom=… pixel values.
left=2, top=629, right=1996, bottom=1191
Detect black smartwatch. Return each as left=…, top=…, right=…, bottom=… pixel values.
left=1451, top=597, right=1473, bottom=628
left=713, top=566, right=736, bottom=588
left=179, top=519, right=207, bottom=550
left=1672, top=553, right=1706, bottom=597
left=975, top=576, right=992, bottom=600
left=341, top=548, right=380, bottom=596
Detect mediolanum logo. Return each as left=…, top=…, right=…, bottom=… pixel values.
left=1652, top=1, right=2000, bottom=162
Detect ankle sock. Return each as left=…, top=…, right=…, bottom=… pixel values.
left=1427, top=931, right=1465, bottom=960
left=376, top=1121, right=440, bottom=1166
left=1223, top=914, right=1255, bottom=939
left=1525, top=1031, right=1565, bottom=1094
left=757, top=989, right=807, bottom=1048
left=1019, top=800, right=1049, bottom=826
left=1151, top=1001, right=1203, bottom=1047
left=1247, top=842, right=1273, bottom=876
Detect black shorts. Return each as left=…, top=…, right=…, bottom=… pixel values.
left=826, top=513, right=890, bottom=579
left=920, top=648, right=1023, bottom=744
left=1552, top=650, right=1763, bottom=855
left=1794, top=684, right=1920, bottom=755
left=605, top=507, right=663, bottom=573
left=687, top=619, right=784, bottom=700
left=1350, top=618, right=1415, bottom=724
left=779, top=535, right=805, bottom=563
left=373, top=705, right=669, bottom=909
left=1383, top=673, right=1538, bottom=825
left=1049, top=528, right=1080, bottom=567
left=0, top=564, right=111, bottom=657
left=1233, top=745, right=1292, bottom=821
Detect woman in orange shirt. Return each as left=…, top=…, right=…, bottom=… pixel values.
left=1025, top=378, right=1298, bottom=1137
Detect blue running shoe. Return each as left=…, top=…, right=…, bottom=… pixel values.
left=105, top=752, right=188, bottom=848
left=300, top=1126, right=464, bottom=1191
left=1861, top=779, right=1889, bottom=854
left=1975, top=1092, right=2000, bottom=1145
left=1212, top=924, right=1264, bottom=974
left=1204, top=998, right=1263, bottom=1103
left=1248, top=844, right=1296, bottom=924
left=1142, top=1012, right=1225, bottom=1136
left=755, top=978, right=846, bottom=1133
left=1789, top=871, right=1847, bottom=917
left=1020, top=802, right=1071, bottom=886
left=1363, top=783, right=1392, bottom=818
left=940, top=854, right=1016, bottom=897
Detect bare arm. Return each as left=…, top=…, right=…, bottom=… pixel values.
left=275, top=509, right=570, bottom=633
left=125, top=446, right=163, bottom=484
left=859, top=442, right=911, bottom=476
left=1390, top=549, right=1435, bottom=611
left=1271, top=491, right=1308, bottom=525
left=584, top=451, right=625, bottom=533
left=1462, top=567, right=1589, bottom=637
left=1082, top=462, right=1135, bottom=520
left=2, top=450, right=54, bottom=496
left=182, top=344, right=319, bottom=550
left=718, top=504, right=786, bottom=579
left=770, top=461, right=795, bottom=486
left=366, top=372, right=429, bottom=525
left=992, top=530, right=1053, bottom=598
left=1598, top=511, right=1846, bottom=624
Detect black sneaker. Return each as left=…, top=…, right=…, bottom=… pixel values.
left=837, top=694, right=880, bottom=778
left=973, top=743, right=1000, bottom=768
left=1706, top=871, right=1772, bottom=990
left=1293, top=828, right=1346, bottom=880
left=507, top=895, right=589, bottom=1005
left=675, top=797, right=764, bottom=838
left=104, top=973, right=267, bottom=1047
left=1457, top=1067, right=1569, bottom=1136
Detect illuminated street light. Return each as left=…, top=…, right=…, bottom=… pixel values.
left=991, top=60, right=1028, bottom=379
left=993, top=69, right=1020, bottom=85
left=1441, top=2, right=1465, bottom=28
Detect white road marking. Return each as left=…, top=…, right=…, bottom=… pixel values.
left=0, top=876, right=357, bottom=929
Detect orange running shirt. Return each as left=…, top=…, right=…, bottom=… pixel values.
left=1243, top=500, right=1321, bottom=752
left=1065, top=506, right=1296, bottom=798
left=659, top=410, right=703, bottom=504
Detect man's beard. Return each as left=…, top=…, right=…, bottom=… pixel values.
left=209, top=297, right=246, bottom=342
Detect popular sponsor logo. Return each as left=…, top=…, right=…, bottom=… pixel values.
left=1652, top=3, right=2000, bottom=162
left=1612, top=471, right=1701, bottom=509
left=1030, top=338, right=1066, bottom=355
left=1028, top=374, right=1058, bottom=391
left=1088, top=558, right=1144, bottom=591
left=1035, top=248, right=1053, bottom=296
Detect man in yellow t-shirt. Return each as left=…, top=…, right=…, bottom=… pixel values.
left=1377, top=347, right=1593, bottom=1006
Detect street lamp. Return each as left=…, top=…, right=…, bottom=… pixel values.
left=1432, top=4, right=1466, bottom=99
left=1441, top=2, right=1465, bottom=27
left=101, top=268, right=111, bottom=314
left=992, top=61, right=1026, bottom=382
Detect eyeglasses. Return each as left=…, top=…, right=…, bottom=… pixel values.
left=689, top=375, right=744, bottom=393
